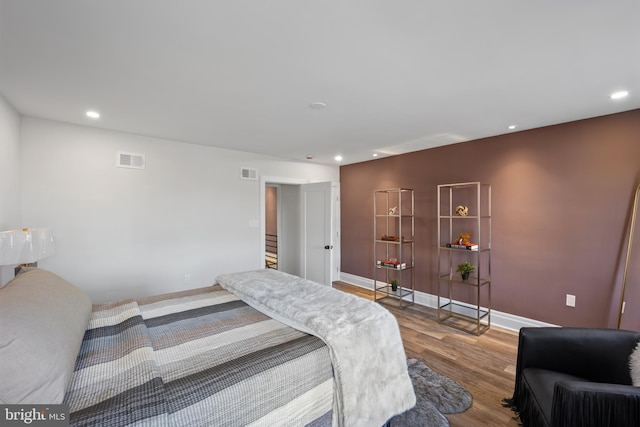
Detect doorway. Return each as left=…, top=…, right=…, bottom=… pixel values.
left=265, top=185, right=279, bottom=270
left=260, top=177, right=339, bottom=286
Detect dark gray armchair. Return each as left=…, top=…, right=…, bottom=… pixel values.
left=506, top=327, right=640, bottom=427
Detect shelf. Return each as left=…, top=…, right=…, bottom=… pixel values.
left=439, top=302, right=490, bottom=321
left=374, top=188, right=415, bottom=308
left=442, top=182, right=485, bottom=189
left=377, top=264, right=413, bottom=271
left=438, top=215, right=491, bottom=219
left=437, top=181, right=491, bottom=335
left=437, top=274, right=489, bottom=287
left=439, top=246, right=490, bottom=253
left=375, top=188, right=414, bottom=192
left=438, top=302, right=491, bottom=335
left=375, top=285, right=414, bottom=300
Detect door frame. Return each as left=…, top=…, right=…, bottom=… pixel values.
left=265, top=183, right=281, bottom=270
left=259, top=176, right=310, bottom=273
left=260, top=176, right=339, bottom=283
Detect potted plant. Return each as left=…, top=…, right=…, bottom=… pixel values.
left=456, top=261, right=475, bottom=281
left=390, top=278, right=399, bottom=292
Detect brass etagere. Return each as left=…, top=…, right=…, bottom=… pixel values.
left=373, top=188, right=415, bottom=308
left=437, top=182, right=491, bottom=334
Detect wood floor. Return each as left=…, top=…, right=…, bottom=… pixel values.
left=332, top=281, right=522, bottom=427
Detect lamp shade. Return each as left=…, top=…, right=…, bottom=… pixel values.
left=0, top=228, right=55, bottom=266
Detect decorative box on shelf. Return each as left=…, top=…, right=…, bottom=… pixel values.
left=377, top=259, right=407, bottom=270
left=445, top=232, right=478, bottom=250
left=445, top=243, right=479, bottom=251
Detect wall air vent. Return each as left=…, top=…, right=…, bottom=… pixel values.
left=117, top=152, right=145, bottom=169
left=240, top=167, right=258, bottom=180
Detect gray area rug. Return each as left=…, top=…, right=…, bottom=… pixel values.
left=390, top=358, right=473, bottom=427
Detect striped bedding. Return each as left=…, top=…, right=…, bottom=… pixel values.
left=64, top=285, right=334, bottom=427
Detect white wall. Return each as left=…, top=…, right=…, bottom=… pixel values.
left=0, top=96, right=22, bottom=285
left=20, top=117, right=339, bottom=302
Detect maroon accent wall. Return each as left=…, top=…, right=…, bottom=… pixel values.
left=340, top=109, right=640, bottom=329
left=266, top=186, right=277, bottom=236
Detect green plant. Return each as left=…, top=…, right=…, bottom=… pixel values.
left=390, top=278, right=398, bottom=291
left=456, top=261, right=475, bottom=275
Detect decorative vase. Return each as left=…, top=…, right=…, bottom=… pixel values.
left=391, top=284, right=398, bottom=291
left=461, top=273, right=469, bottom=281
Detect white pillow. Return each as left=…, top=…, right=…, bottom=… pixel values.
left=0, top=268, right=92, bottom=404
left=631, top=342, right=640, bottom=387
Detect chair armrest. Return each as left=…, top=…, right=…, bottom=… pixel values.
left=551, top=380, right=640, bottom=427
left=515, top=327, right=640, bottom=385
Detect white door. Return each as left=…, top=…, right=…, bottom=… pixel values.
left=300, top=182, right=338, bottom=285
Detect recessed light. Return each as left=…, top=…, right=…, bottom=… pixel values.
left=372, top=153, right=379, bottom=157
left=334, top=155, right=343, bottom=162
left=309, top=102, right=327, bottom=110
left=306, top=155, right=314, bottom=160
left=610, top=90, right=629, bottom=100
left=86, top=110, right=100, bottom=119
left=507, top=124, right=518, bottom=130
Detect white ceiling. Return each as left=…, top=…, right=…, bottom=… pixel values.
left=1, top=1, right=638, bottom=165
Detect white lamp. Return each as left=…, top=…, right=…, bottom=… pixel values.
left=0, top=228, right=55, bottom=275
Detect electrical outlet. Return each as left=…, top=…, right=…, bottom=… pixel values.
left=566, top=294, right=576, bottom=307
left=184, top=274, right=191, bottom=285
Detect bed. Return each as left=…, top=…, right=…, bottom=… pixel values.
left=0, top=268, right=415, bottom=427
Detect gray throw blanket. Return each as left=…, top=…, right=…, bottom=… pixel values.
left=216, top=269, right=416, bottom=427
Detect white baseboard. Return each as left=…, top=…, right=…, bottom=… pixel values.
left=338, top=272, right=557, bottom=332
